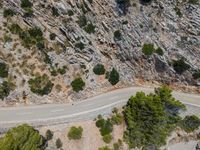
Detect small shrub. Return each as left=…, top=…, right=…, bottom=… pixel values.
left=49, top=33, right=56, bottom=40
left=173, top=58, right=190, bottom=74
left=98, top=146, right=111, bottom=150
left=180, top=115, right=200, bottom=133
left=46, top=129, right=53, bottom=141
left=77, top=15, right=87, bottom=27
left=96, top=118, right=105, bottom=128
left=108, top=68, right=119, bottom=85
left=71, top=77, right=85, bottom=92
left=193, top=70, right=200, bottom=79
left=111, top=114, right=123, bottom=125
left=75, top=42, right=85, bottom=50
left=28, top=74, right=54, bottom=95
left=0, top=81, right=14, bottom=100
left=188, top=0, right=199, bottom=4
left=155, top=47, right=164, bottom=56
left=84, top=23, right=96, bottom=34
left=56, top=138, right=62, bottom=149
left=113, top=140, right=122, bottom=150
left=93, top=64, right=106, bottom=75
left=21, top=0, right=32, bottom=9
left=68, top=10, right=74, bottom=16
left=174, top=7, right=182, bottom=17
left=142, top=43, right=154, bottom=56
left=114, top=30, right=121, bottom=40
left=3, top=9, right=15, bottom=18
left=0, top=62, right=8, bottom=78
left=103, top=134, right=112, bottom=143
left=52, top=7, right=59, bottom=16
left=68, top=126, right=83, bottom=140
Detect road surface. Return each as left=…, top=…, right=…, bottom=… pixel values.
left=0, top=87, right=200, bottom=128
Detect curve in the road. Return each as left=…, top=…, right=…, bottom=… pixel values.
left=0, top=86, right=200, bottom=128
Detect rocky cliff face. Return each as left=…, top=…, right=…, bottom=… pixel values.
left=0, top=0, right=200, bottom=105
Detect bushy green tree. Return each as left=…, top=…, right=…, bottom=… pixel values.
left=68, top=126, right=83, bottom=140
left=71, top=78, right=85, bottom=92
left=93, top=64, right=106, bottom=75
left=0, top=81, right=15, bottom=100
left=123, top=86, right=185, bottom=149
left=108, top=68, right=119, bottom=85
left=0, top=124, right=45, bottom=150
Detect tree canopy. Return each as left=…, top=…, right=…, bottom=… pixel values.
left=0, top=124, right=45, bottom=150
left=123, top=86, right=185, bottom=149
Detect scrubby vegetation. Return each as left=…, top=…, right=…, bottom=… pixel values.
left=180, top=115, right=200, bottom=133
left=98, top=146, right=111, bottom=150
left=84, top=23, right=96, bottom=34
left=28, top=74, right=54, bottom=96
left=56, top=138, right=62, bottom=149
left=193, top=70, right=200, bottom=79
left=46, top=129, right=53, bottom=141
left=0, top=124, right=45, bottom=150
left=3, top=8, right=15, bottom=18
left=0, top=81, right=15, bottom=100
left=0, top=62, right=8, bottom=78
left=123, top=86, right=186, bottom=149
left=93, top=64, right=106, bottom=75
left=71, top=77, right=85, bottom=92
left=68, top=126, right=83, bottom=140
left=9, top=24, right=44, bottom=48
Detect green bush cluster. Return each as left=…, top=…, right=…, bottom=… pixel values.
left=0, top=124, right=46, bottom=150
left=77, top=15, right=96, bottom=34
left=173, top=58, right=190, bottom=74
left=113, top=139, right=122, bottom=150
left=71, top=77, right=85, bottom=92
left=180, top=115, right=200, bottom=133
left=9, top=24, right=44, bottom=48
left=0, top=62, right=8, bottom=78
left=93, top=64, right=106, bottom=75
left=28, top=74, right=54, bottom=96
left=123, top=86, right=186, bottom=149
left=96, top=116, right=114, bottom=144
left=67, top=126, right=83, bottom=140
left=50, top=66, right=67, bottom=76
left=3, top=8, right=15, bottom=18
left=111, top=114, right=123, bottom=125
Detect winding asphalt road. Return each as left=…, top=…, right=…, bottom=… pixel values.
left=0, top=87, right=200, bottom=128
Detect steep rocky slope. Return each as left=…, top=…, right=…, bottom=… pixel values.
left=0, top=0, right=200, bottom=105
